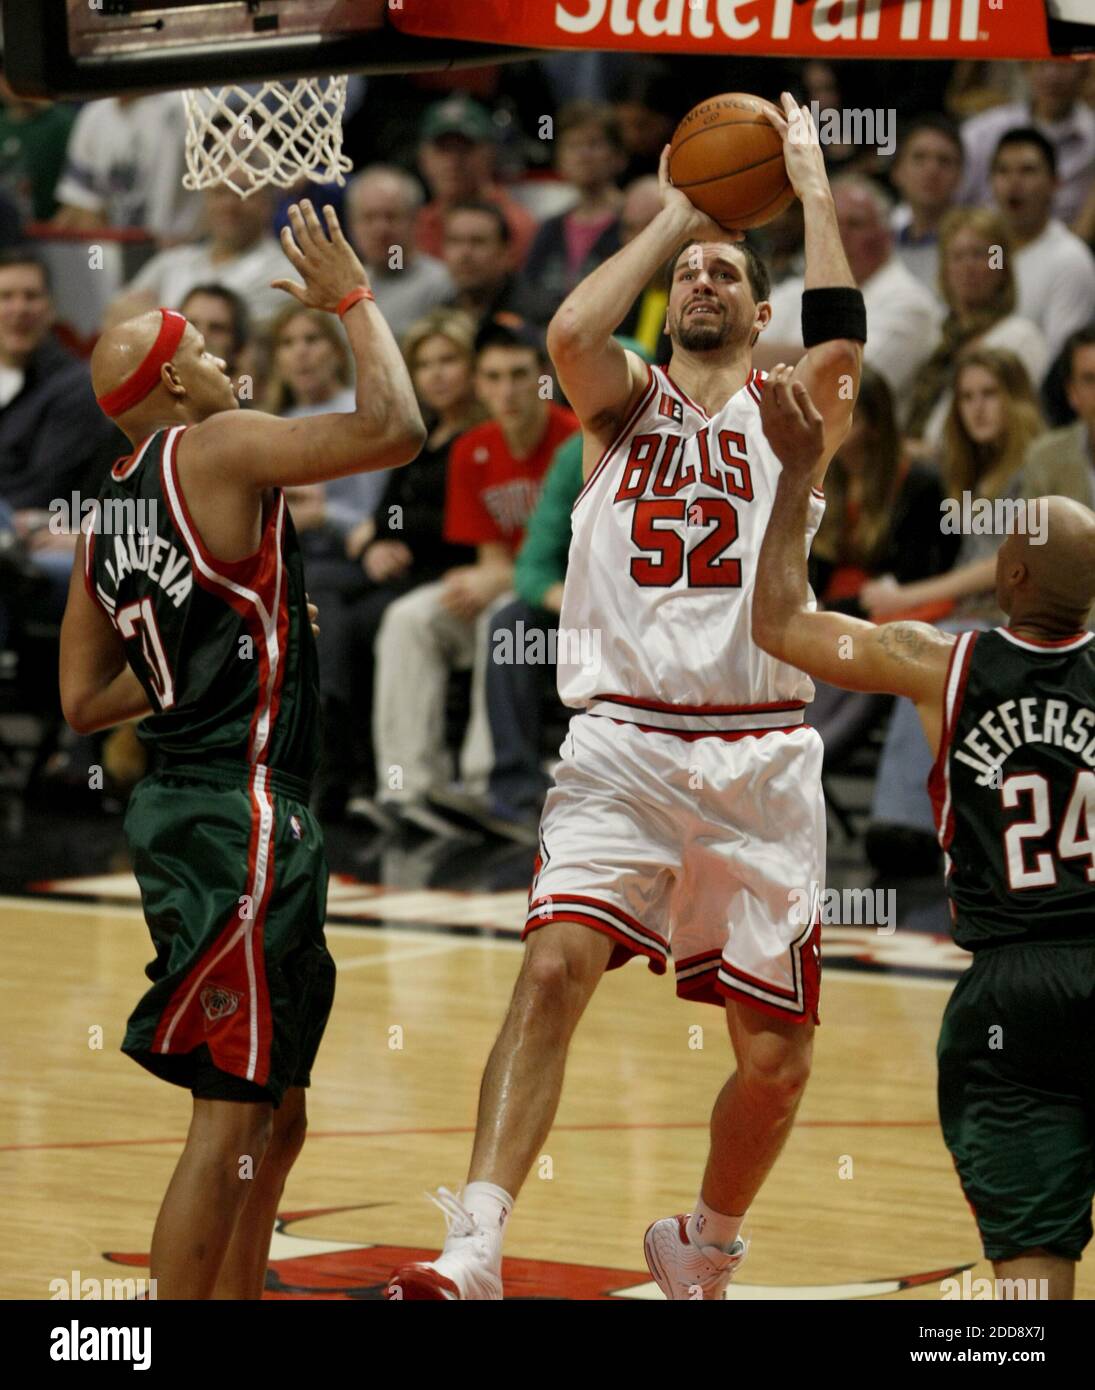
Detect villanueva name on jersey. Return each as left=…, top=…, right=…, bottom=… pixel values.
left=99, top=526, right=192, bottom=609
left=955, top=695, right=1095, bottom=786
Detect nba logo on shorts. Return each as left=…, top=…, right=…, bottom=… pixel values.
left=290, top=815, right=302, bottom=841
left=658, top=393, right=683, bottom=424
left=200, top=985, right=241, bottom=1022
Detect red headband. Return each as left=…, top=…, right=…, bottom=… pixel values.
left=96, top=308, right=188, bottom=419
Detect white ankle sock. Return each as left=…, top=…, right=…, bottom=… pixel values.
left=461, top=1181, right=514, bottom=1257
left=688, top=1197, right=744, bottom=1253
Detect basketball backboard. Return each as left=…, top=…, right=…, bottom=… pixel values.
left=0, top=1, right=535, bottom=100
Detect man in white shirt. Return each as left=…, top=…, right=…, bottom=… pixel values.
left=958, top=60, right=1095, bottom=228
left=109, top=186, right=291, bottom=330
left=52, top=94, right=202, bottom=241
left=754, top=175, right=942, bottom=405
left=889, top=114, right=965, bottom=299
left=346, top=165, right=453, bottom=343
left=991, top=127, right=1095, bottom=366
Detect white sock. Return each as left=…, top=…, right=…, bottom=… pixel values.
left=459, top=1181, right=514, bottom=1261
left=688, top=1197, right=744, bottom=1253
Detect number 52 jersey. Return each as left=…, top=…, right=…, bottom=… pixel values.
left=558, top=363, right=824, bottom=734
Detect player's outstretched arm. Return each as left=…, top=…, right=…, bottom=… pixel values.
left=547, top=149, right=726, bottom=473
left=60, top=534, right=153, bottom=735
left=183, top=201, right=426, bottom=489
left=751, top=367, right=952, bottom=714
left=766, top=94, right=862, bottom=482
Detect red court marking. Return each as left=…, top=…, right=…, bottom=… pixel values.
left=0, top=1117, right=936, bottom=1154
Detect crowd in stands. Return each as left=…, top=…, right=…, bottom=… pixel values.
left=1, top=51, right=1094, bottom=876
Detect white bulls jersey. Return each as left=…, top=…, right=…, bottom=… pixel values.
left=558, top=362, right=825, bottom=734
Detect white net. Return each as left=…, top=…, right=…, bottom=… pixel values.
left=182, top=77, right=353, bottom=199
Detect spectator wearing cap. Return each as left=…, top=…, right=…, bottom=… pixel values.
left=345, top=164, right=453, bottom=342
left=519, top=101, right=626, bottom=329
left=958, top=60, right=1095, bottom=229
left=889, top=114, right=965, bottom=297
left=990, top=127, right=1095, bottom=365
left=371, top=316, right=577, bottom=837
left=415, top=95, right=538, bottom=268
left=442, top=200, right=528, bottom=331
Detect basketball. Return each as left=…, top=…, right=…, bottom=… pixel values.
left=668, top=93, right=795, bottom=231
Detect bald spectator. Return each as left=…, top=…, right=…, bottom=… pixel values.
left=889, top=114, right=965, bottom=296
left=442, top=201, right=528, bottom=330
left=959, top=60, right=1095, bottom=228
left=52, top=94, right=202, bottom=240
left=756, top=175, right=943, bottom=405
left=109, top=186, right=291, bottom=330
left=990, top=127, right=1095, bottom=364
left=345, top=164, right=453, bottom=341
left=415, top=96, right=538, bottom=268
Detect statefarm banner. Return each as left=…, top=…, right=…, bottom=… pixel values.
left=390, top=0, right=1094, bottom=60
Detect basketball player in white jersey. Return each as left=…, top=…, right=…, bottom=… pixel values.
left=388, top=93, right=865, bottom=1300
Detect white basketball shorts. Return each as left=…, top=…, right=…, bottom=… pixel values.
left=524, top=712, right=826, bottom=1023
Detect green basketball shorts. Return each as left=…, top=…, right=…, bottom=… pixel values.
left=121, top=760, right=335, bottom=1108
left=937, top=940, right=1095, bottom=1262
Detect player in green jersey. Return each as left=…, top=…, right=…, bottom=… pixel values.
left=752, top=365, right=1095, bottom=1299
left=59, top=200, right=425, bottom=1298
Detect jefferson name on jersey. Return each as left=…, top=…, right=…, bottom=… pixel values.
left=953, top=693, right=1095, bottom=785
left=94, top=521, right=192, bottom=610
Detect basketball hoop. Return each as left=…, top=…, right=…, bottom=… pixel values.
left=181, top=77, right=353, bottom=199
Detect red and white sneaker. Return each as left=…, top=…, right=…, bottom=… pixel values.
left=386, top=1188, right=503, bottom=1301
left=643, top=1215, right=747, bottom=1300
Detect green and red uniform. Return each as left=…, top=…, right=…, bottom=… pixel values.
left=83, top=423, right=334, bottom=1105
left=930, top=626, right=1095, bottom=1260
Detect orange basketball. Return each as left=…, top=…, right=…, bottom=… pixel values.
left=668, top=93, right=794, bottom=232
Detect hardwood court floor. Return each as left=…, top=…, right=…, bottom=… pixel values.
left=2, top=894, right=1091, bottom=1301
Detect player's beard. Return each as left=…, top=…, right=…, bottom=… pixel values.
left=674, top=305, right=736, bottom=352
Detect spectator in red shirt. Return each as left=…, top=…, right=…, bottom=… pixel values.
left=373, top=317, right=577, bottom=835
left=415, top=96, right=538, bottom=269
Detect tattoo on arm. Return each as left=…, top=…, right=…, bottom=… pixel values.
left=876, top=623, right=928, bottom=666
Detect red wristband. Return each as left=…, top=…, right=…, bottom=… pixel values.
left=336, top=286, right=375, bottom=318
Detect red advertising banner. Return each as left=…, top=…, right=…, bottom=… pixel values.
left=389, top=0, right=1090, bottom=61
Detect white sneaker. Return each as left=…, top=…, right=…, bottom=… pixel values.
left=386, top=1187, right=504, bottom=1300
left=644, top=1214, right=747, bottom=1300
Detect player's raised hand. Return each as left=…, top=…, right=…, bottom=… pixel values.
left=767, top=92, right=830, bottom=203
left=657, top=145, right=742, bottom=243
left=760, top=364, right=826, bottom=476
left=272, top=200, right=370, bottom=313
